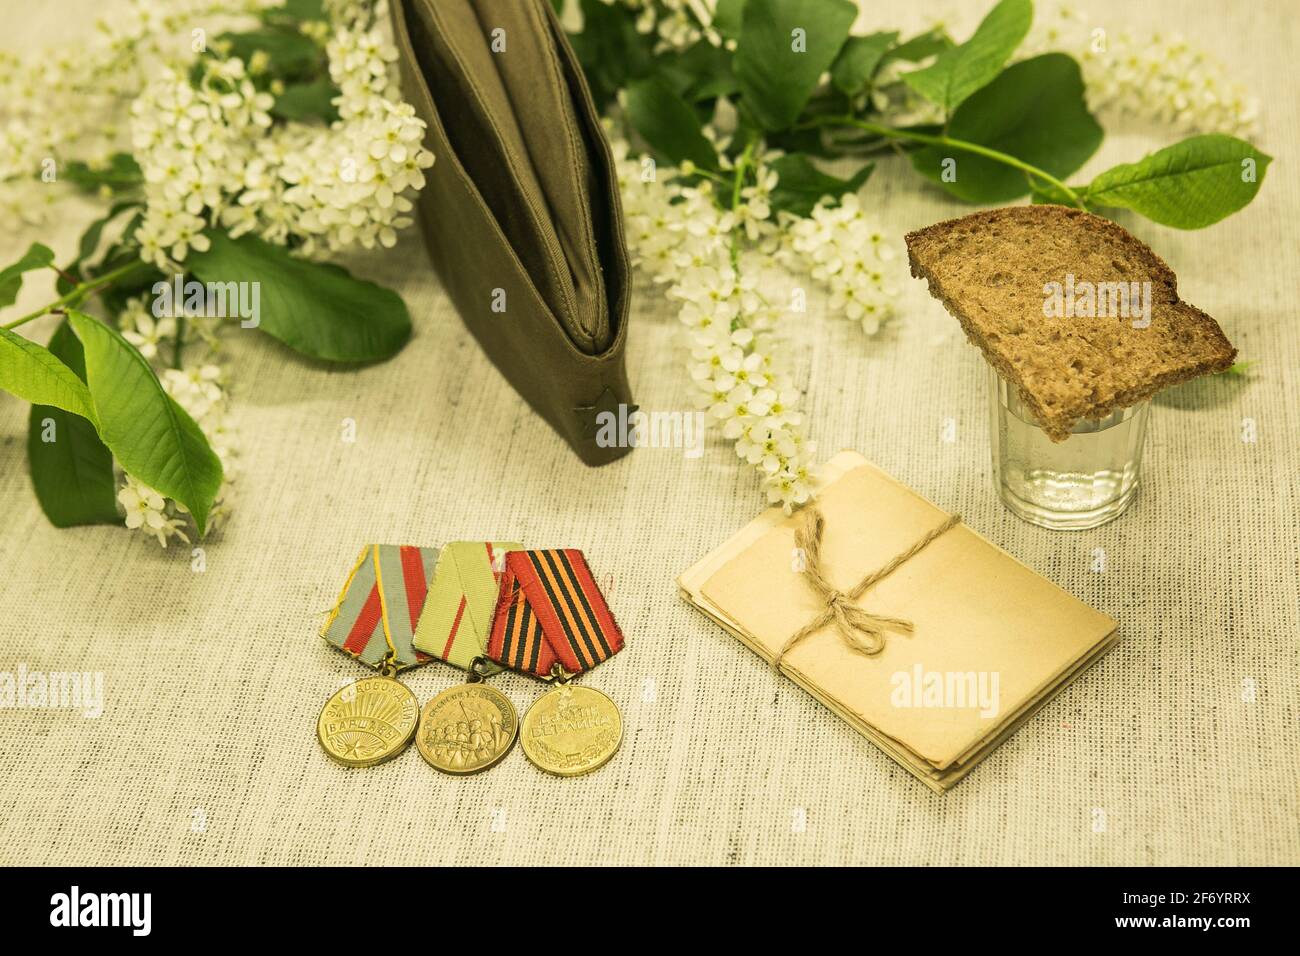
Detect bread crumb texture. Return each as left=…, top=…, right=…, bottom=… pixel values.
left=905, top=205, right=1236, bottom=441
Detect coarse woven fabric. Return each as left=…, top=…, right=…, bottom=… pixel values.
left=0, top=0, right=1296, bottom=866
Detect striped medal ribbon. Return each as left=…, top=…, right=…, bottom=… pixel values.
left=486, top=548, right=625, bottom=679
left=316, top=544, right=439, bottom=768
left=486, top=549, right=626, bottom=777
left=317, top=542, right=522, bottom=775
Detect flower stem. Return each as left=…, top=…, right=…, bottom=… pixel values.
left=805, top=115, right=1086, bottom=208
left=728, top=141, right=756, bottom=268
left=1, top=259, right=151, bottom=331
left=172, top=315, right=187, bottom=370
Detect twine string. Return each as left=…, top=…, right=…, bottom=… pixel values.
left=772, top=508, right=963, bottom=670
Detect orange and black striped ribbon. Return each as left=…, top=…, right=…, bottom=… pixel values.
left=486, top=549, right=624, bottom=677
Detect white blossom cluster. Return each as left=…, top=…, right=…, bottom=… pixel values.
left=597, top=0, right=725, bottom=52
left=132, top=17, right=433, bottom=270
left=869, top=7, right=1259, bottom=139
left=1024, top=7, right=1261, bottom=138
left=2, top=0, right=433, bottom=547
left=955, top=3, right=1262, bottom=138
left=131, top=59, right=274, bottom=270
left=612, top=136, right=817, bottom=512
left=117, top=295, right=235, bottom=547
left=0, top=0, right=277, bottom=229
left=782, top=193, right=898, bottom=338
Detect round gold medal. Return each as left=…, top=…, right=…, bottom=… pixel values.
left=520, top=684, right=622, bottom=777
left=416, top=684, right=518, bottom=775
left=317, top=675, right=419, bottom=768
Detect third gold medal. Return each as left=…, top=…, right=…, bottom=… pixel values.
left=484, top=548, right=626, bottom=777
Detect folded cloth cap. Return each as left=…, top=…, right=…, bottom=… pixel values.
left=391, top=0, right=635, bottom=465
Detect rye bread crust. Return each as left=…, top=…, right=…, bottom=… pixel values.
left=905, top=205, right=1236, bottom=441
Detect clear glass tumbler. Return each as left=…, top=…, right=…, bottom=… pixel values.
left=989, top=367, right=1149, bottom=530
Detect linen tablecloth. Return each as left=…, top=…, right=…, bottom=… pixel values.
left=0, top=0, right=1295, bottom=865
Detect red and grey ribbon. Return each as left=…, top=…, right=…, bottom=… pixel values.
left=486, top=549, right=624, bottom=678
left=321, top=544, right=438, bottom=670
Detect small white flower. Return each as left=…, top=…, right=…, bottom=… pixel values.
left=118, top=475, right=190, bottom=547
left=120, top=300, right=176, bottom=360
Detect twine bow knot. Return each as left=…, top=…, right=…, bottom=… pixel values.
left=772, top=508, right=962, bottom=670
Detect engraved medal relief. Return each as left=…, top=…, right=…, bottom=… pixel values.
left=317, top=676, right=420, bottom=768
left=416, top=684, right=519, bottom=775
left=520, top=684, right=622, bottom=777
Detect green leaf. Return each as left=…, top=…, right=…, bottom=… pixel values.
left=902, top=0, right=1031, bottom=114
left=218, top=27, right=322, bottom=81
left=272, top=76, right=340, bottom=122
left=624, top=75, right=720, bottom=170
left=1084, top=134, right=1272, bottom=229
left=79, top=238, right=162, bottom=321
left=66, top=310, right=222, bottom=535
left=714, top=0, right=748, bottom=39
left=570, top=0, right=657, bottom=110
left=62, top=153, right=143, bottom=194
left=0, top=242, right=55, bottom=308
left=658, top=40, right=738, bottom=102
left=881, top=29, right=952, bottom=65
left=734, top=0, right=858, bottom=131
left=1030, top=181, right=1079, bottom=206
left=28, top=320, right=119, bottom=528
left=271, top=0, right=327, bottom=21
left=1218, top=360, right=1255, bottom=377
left=768, top=154, right=873, bottom=216
left=830, top=31, right=898, bottom=95
left=910, top=54, right=1102, bottom=203
left=0, top=326, right=97, bottom=422
left=185, top=231, right=412, bottom=363
left=56, top=202, right=142, bottom=295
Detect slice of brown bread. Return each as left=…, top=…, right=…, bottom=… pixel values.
left=905, top=205, right=1236, bottom=441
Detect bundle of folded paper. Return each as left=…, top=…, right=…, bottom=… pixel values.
left=679, top=451, right=1120, bottom=792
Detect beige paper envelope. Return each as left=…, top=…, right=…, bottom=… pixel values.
left=681, top=451, right=1118, bottom=785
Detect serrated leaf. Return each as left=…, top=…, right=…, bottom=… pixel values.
left=0, top=326, right=97, bottom=422
left=768, top=154, right=873, bottom=216
left=0, top=242, right=55, bottom=308
left=28, top=320, right=119, bottom=528
left=624, top=74, right=720, bottom=170
left=734, top=0, right=858, bottom=131
left=66, top=310, right=222, bottom=535
left=902, top=0, right=1031, bottom=114
left=1084, top=134, right=1271, bottom=229
left=830, top=31, right=898, bottom=95
left=911, top=54, right=1102, bottom=203
left=185, top=231, right=411, bottom=363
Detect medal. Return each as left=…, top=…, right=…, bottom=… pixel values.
left=415, top=658, right=518, bottom=775
left=486, top=548, right=627, bottom=777
left=318, top=669, right=419, bottom=767
left=519, top=666, right=622, bottom=777
left=317, top=544, right=439, bottom=768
